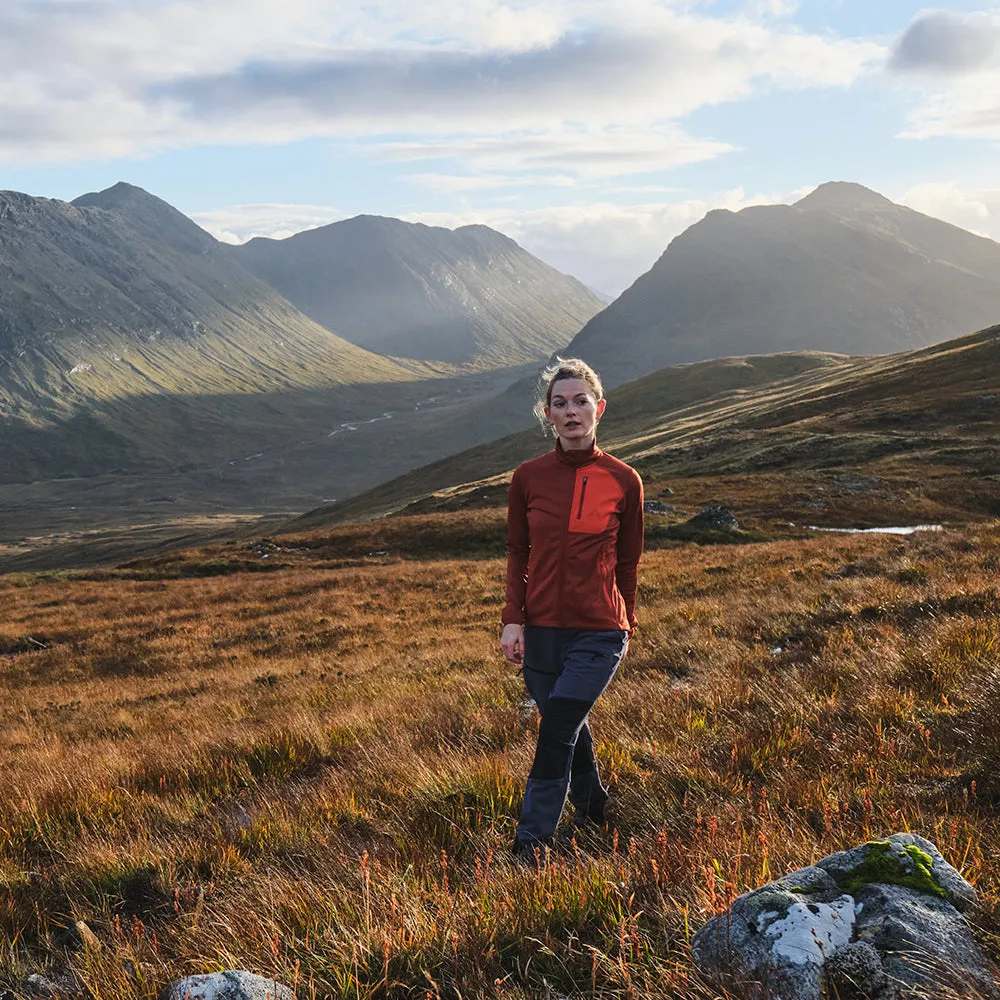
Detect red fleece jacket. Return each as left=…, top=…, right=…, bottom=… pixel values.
left=502, top=441, right=644, bottom=631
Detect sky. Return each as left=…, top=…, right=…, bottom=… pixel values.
left=2, top=1, right=999, bottom=296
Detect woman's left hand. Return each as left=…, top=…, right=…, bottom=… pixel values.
left=501, top=624, right=524, bottom=665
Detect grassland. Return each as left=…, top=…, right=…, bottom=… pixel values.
left=2, top=509, right=999, bottom=998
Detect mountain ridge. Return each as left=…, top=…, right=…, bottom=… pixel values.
left=0, top=184, right=444, bottom=483
left=565, top=181, right=1000, bottom=388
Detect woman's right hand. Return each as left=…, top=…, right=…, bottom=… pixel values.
left=500, top=624, right=524, bottom=665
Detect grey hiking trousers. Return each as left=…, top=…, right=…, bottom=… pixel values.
left=516, top=627, right=629, bottom=848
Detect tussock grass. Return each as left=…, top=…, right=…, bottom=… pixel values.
left=1, top=520, right=1000, bottom=997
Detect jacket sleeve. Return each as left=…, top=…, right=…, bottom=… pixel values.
left=502, top=466, right=530, bottom=626
left=616, top=471, right=644, bottom=629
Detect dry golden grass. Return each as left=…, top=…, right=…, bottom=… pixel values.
left=1, top=515, right=999, bottom=998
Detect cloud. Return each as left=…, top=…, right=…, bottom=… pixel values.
left=891, top=10, right=1000, bottom=142
left=899, top=181, right=1000, bottom=243
left=375, top=126, right=735, bottom=181
left=405, top=173, right=577, bottom=192
left=154, top=21, right=878, bottom=135
left=190, top=202, right=345, bottom=243
left=0, top=0, right=882, bottom=165
left=889, top=11, right=1000, bottom=76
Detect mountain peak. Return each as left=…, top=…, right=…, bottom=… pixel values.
left=72, top=182, right=215, bottom=252
left=73, top=181, right=161, bottom=212
left=795, top=182, right=896, bottom=213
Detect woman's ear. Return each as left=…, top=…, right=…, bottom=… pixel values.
left=596, top=398, right=608, bottom=420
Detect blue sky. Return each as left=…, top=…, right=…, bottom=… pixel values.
left=2, top=0, right=999, bottom=294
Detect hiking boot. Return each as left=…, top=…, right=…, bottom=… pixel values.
left=511, top=836, right=550, bottom=869
left=556, top=819, right=608, bottom=856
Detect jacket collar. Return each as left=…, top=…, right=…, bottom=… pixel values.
left=555, top=439, right=601, bottom=467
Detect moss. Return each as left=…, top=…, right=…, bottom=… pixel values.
left=834, top=840, right=946, bottom=899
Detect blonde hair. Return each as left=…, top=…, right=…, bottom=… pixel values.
left=533, top=357, right=605, bottom=436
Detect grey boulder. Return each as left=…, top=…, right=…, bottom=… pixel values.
left=692, top=833, right=999, bottom=999
left=162, top=971, right=294, bottom=1000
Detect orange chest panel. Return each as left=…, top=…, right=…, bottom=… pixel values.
left=568, top=466, right=624, bottom=534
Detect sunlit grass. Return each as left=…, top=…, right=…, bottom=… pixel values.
left=1, top=517, right=999, bottom=997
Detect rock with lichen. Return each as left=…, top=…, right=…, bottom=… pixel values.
left=161, top=971, right=294, bottom=1000
left=691, top=833, right=1000, bottom=1000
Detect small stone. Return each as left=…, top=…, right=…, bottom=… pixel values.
left=25, top=976, right=56, bottom=997
left=57, top=920, right=102, bottom=952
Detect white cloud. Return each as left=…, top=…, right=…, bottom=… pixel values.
left=0, top=0, right=882, bottom=167
left=899, top=181, right=1000, bottom=243
left=891, top=10, right=1000, bottom=142
left=745, top=0, right=801, bottom=17
left=405, top=173, right=578, bottom=192
left=190, top=202, right=345, bottom=243
left=376, top=126, right=735, bottom=180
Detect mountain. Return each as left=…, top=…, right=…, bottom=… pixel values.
left=0, top=183, right=449, bottom=483
left=566, top=182, right=1000, bottom=388
left=233, top=215, right=604, bottom=366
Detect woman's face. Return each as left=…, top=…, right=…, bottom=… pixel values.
left=544, top=377, right=606, bottom=450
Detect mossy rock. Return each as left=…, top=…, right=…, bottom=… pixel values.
left=816, top=833, right=976, bottom=911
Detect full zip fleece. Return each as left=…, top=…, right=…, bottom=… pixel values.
left=502, top=441, right=644, bottom=631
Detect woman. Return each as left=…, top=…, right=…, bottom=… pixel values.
left=501, top=358, right=643, bottom=863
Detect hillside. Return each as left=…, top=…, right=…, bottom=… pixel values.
left=286, top=350, right=850, bottom=528
left=285, top=325, right=1000, bottom=531
left=0, top=183, right=440, bottom=483
left=234, top=215, right=604, bottom=366
left=566, top=182, right=1000, bottom=388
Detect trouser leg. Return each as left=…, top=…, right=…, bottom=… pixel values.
left=516, top=628, right=628, bottom=847
left=569, top=724, right=607, bottom=822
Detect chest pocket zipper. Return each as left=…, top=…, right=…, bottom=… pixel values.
left=576, top=476, right=589, bottom=519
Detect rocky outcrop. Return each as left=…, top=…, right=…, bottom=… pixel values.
left=687, top=506, right=739, bottom=530
left=692, top=833, right=1000, bottom=999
